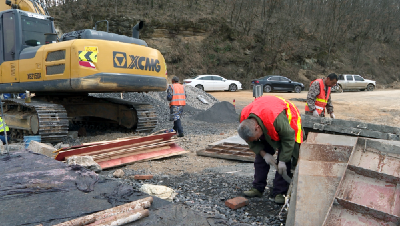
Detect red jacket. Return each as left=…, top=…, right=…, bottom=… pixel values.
left=240, top=96, right=303, bottom=143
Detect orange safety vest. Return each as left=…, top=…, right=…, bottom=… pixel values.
left=240, top=96, right=303, bottom=143
left=170, top=83, right=186, bottom=106
left=305, top=78, right=331, bottom=114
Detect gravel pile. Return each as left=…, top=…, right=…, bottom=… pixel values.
left=192, top=101, right=239, bottom=123
left=90, top=85, right=219, bottom=132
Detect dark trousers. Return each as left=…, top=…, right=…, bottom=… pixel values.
left=252, top=144, right=292, bottom=196
left=173, top=119, right=183, bottom=135
left=0, top=135, right=10, bottom=144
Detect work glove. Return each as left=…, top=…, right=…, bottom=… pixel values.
left=312, top=110, right=319, bottom=117
left=330, top=113, right=335, bottom=119
left=263, top=153, right=276, bottom=167
left=278, top=161, right=287, bottom=175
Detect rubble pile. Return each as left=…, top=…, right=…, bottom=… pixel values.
left=192, top=101, right=239, bottom=123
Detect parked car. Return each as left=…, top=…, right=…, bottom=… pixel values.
left=332, top=74, right=376, bottom=92
left=251, top=75, right=305, bottom=93
left=183, top=75, right=242, bottom=92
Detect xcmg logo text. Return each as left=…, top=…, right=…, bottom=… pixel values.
left=113, top=51, right=161, bottom=72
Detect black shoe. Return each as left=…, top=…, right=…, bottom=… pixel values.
left=177, top=134, right=184, bottom=137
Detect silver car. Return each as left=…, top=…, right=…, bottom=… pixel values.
left=332, top=74, right=376, bottom=92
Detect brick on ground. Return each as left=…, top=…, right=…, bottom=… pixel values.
left=133, top=175, right=154, bottom=180
left=225, top=197, right=249, bottom=210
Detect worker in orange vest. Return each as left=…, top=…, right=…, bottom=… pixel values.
left=238, top=96, right=303, bottom=204
left=305, top=73, right=338, bottom=118
left=167, top=76, right=186, bottom=137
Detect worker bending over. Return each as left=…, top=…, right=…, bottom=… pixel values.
left=238, top=96, right=303, bottom=204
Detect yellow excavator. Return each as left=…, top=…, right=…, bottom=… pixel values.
left=0, top=0, right=168, bottom=142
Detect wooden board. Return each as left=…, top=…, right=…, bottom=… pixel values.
left=196, top=142, right=254, bottom=162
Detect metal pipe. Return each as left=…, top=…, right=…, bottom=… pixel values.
left=132, top=21, right=144, bottom=39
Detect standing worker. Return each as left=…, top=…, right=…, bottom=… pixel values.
left=167, top=76, right=186, bottom=137
left=0, top=116, right=9, bottom=144
left=305, top=73, right=338, bottom=118
left=238, top=96, right=303, bottom=204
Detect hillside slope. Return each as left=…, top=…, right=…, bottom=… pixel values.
left=49, top=0, right=400, bottom=89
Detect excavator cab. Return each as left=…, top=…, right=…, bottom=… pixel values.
left=0, top=9, right=56, bottom=83
left=0, top=9, right=55, bottom=62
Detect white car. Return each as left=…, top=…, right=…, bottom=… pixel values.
left=183, top=75, right=242, bottom=92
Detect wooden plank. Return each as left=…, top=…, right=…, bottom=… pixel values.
left=196, top=149, right=255, bottom=162
left=88, top=140, right=175, bottom=158
left=133, top=151, right=189, bottom=163
left=98, top=144, right=186, bottom=169
left=55, top=133, right=175, bottom=161
left=59, top=138, right=165, bottom=157
left=117, top=136, right=141, bottom=140
left=93, top=147, right=168, bottom=162
left=205, top=149, right=254, bottom=156
left=65, top=145, right=168, bottom=161
left=97, top=150, right=189, bottom=169
left=81, top=136, right=142, bottom=145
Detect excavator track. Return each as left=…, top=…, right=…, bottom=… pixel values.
left=2, top=97, right=158, bottom=143
left=131, top=103, right=158, bottom=132
left=3, top=99, right=69, bottom=143
left=102, top=98, right=158, bottom=133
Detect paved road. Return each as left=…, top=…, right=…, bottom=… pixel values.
left=209, top=89, right=400, bottom=127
